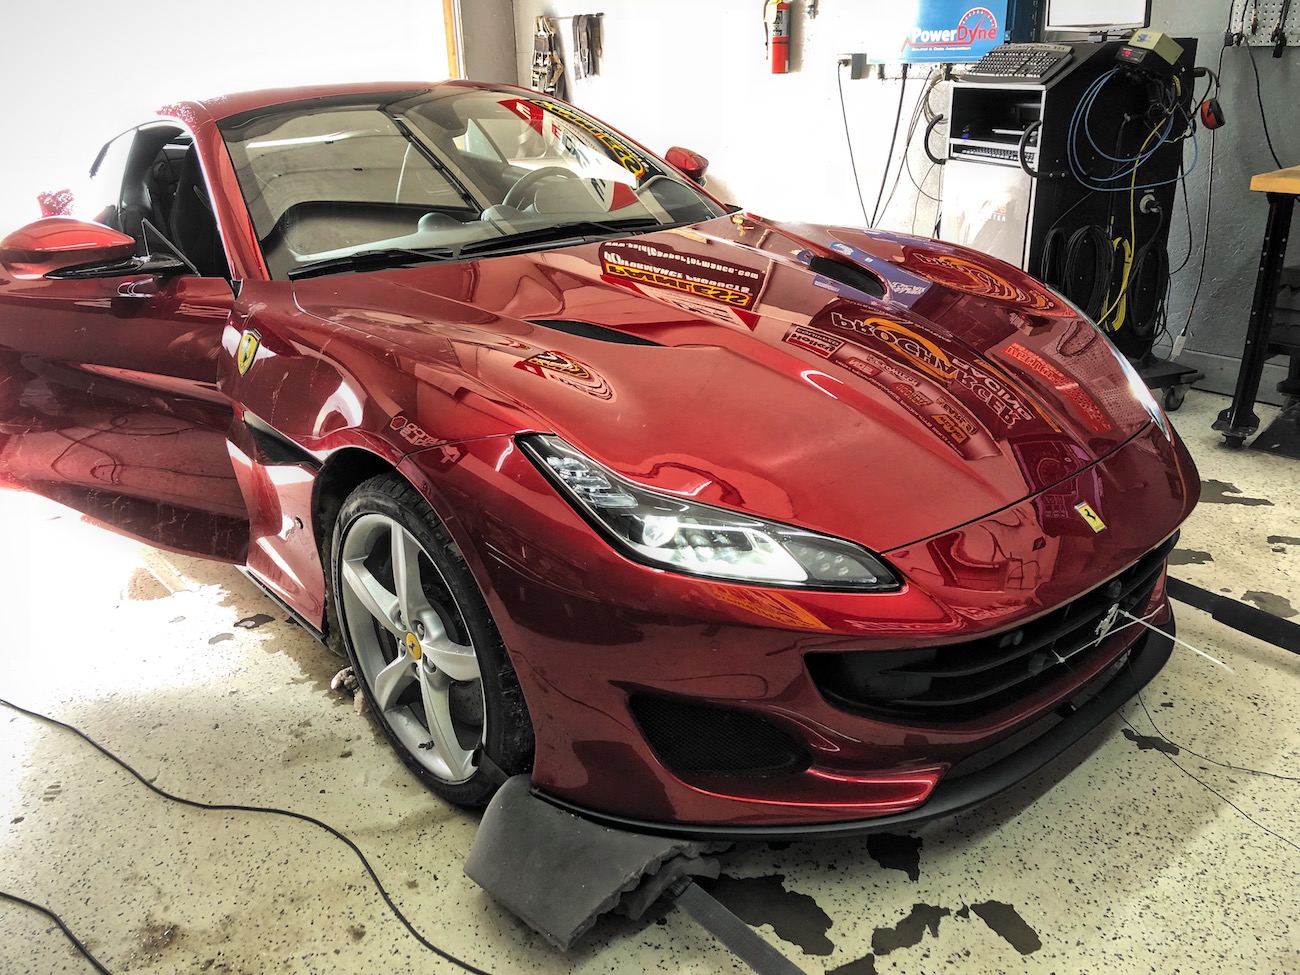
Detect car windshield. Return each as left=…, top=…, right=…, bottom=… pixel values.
left=219, top=87, right=726, bottom=279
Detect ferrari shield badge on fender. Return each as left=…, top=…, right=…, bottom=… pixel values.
left=1074, top=501, right=1107, bottom=533
left=236, top=330, right=261, bottom=375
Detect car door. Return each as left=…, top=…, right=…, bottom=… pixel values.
left=0, top=125, right=249, bottom=561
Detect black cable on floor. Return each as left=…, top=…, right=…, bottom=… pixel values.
left=1136, top=692, right=1300, bottom=782
left=0, top=889, right=113, bottom=974
left=0, top=697, right=493, bottom=975
left=1117, top=712, right=1300, bottom=854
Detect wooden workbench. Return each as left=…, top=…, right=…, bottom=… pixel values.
left=1212, top=165, right=1300, bottom=451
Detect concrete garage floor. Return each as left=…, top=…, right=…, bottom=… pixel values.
left=2, top=387, right=1298, bottom=975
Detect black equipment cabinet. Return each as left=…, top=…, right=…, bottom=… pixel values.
left=942, top=39, right=1201, bottom=397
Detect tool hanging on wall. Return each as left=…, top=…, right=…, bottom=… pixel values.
left=764, top=0, right=791, bottom=74
left=532, top=17, right=568, bottom=99
left=572, top=14, right=603, bottom=80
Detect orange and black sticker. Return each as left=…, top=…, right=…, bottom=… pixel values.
left=600, top=240, right=767, bottom=310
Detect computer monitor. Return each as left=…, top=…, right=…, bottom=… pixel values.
left=1044, top=0, right=1150, bottom=32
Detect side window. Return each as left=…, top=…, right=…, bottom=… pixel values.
left=75, top=132, right=134, bottom=234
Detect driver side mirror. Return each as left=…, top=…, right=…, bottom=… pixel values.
left=664, top=147, right=710, bottom=185
left=0, top=217, right=136, bottom=280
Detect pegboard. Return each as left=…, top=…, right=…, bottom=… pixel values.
left=1228, top=0, right=1300, bottom=50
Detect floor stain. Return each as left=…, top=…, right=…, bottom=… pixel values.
left=871, top=903, right=950, bottom=956
left=208, top=633, right=233, bottom=645
left=131, top=919, right=181, bottom=964
left=235, top=613, right=276, bottom=629
left=348, top=924, right=366, bottom=941
left=705, top=874, right=835, bottom=955
left=1123, top=728, right=1180, bottom=754
left=1266, top=535, right=1300, bottom=546
left=866, top=833, right=923, bottom=882
left=968, top=901, right=1042, bottom=954
left=124, top=567, right=172, bottom=601
left=827, top=953, right=879, bottom=974
left=1169, top=549, right=1213, bottom=566
left=1199, top=480, right=1274, bottom=506
left=1242, top=590, right=1298, bottom=618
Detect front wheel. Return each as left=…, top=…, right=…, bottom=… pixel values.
left=331, top=472, right=533, bottom=806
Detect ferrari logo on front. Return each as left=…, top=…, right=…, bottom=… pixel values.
left=404, top=632, right=422, bottom=660
left=1074, top=501, right=1106, bottom=533
left=236, top=330, right=261, bottom=375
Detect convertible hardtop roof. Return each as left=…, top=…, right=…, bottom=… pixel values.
left=160, top=79, right=507, bottom=126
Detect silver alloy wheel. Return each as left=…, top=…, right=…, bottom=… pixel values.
left=337, top=512, right=484, bottom=783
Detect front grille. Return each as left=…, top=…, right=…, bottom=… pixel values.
left=807, top=535, right=1175, bottom=724
left=629, top=695, right=812, bottom=777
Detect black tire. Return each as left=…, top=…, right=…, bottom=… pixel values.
left=330, top=472, right=533, bottom=806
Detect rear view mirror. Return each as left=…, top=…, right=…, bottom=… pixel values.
left=664, top=146, right=710, bottom=185
left=0, top=217, right=135, bottom=280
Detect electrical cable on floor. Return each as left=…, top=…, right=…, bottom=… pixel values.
left=1118, top=711, right=1300, bottom=853
left=1244, top=42, right=1284, bottom=168
left=1135, top=692, right=1300, bottom=782
left=836, top=62, right=871, bottom=226
left=1048, top=609, right=1300, bottom=855
left=0, top=696, right=494, bottom=975
left=0, top=889, right=114, bottom=974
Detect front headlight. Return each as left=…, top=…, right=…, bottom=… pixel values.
left=520, top=435, right=900, bottom=591
left=1047, top=288, right=1171, bottom=440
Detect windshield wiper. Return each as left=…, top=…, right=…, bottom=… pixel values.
left=288, top=246, right=459, bottom=280
left=456, top=218, right=671, bottom=258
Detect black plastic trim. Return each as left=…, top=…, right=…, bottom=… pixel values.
left=533, top=620, right=1175, bottom=841
left=244, top=412, right=322, bottom=469
left=529, top=319, right=663, bottom=346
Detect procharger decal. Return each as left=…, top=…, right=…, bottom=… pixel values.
left=898, top=3, right=1005, bottom=62
left=784, top=324, right=1001, bottom=460
left=514, top=350, right=614, bottom=400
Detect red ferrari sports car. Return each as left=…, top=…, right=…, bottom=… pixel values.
left=0, top=81, right=1197, bottom=838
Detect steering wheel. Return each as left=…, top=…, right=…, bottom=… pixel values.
left=502, top=166, right=577, bottom=210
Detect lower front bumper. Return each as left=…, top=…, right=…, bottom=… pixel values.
left=534, top=618, right=1175, bottom=841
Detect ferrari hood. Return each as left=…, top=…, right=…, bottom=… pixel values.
left=292, top=215, right=1157, bottom=552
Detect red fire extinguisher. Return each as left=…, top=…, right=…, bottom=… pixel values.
left=766, top=0, right=790, bottom=74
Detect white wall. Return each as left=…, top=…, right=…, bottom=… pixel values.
left=512, top=1, right=945, bottom=233
left=0, top=0, right=451, bottom=231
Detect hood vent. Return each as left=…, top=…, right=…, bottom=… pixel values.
left=807, top=256, right=886, bottom=300
left=529, top=319, right=663, bottom=346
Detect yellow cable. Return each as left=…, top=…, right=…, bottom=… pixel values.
left=1098, top=121, right=1164, bottom=329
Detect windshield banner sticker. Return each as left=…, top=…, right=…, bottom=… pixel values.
left=504, top=98, right=648, bottom=179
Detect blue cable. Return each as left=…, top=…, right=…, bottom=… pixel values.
left=1066, top=66, right=1199, bottom=193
